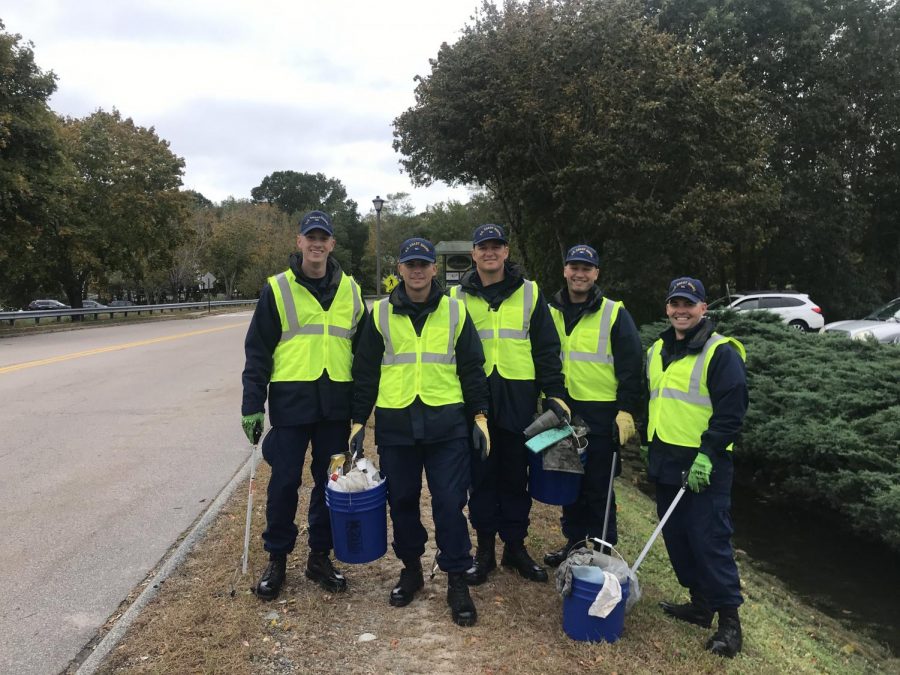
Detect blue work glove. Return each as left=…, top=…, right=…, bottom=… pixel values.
left=687, top=452, right=712, bottom=493
left=545, top=397, right=571, bottom=424
left=349, top=422, right=365, bottom=458
left=241, top=412, right=264, bottom=444
left=472, top=413, right=491, bottom=460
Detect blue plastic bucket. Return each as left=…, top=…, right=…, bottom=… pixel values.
left=528, top=451, right=582, bottom=505
left=325, top=480, right=388, bottom=564
left=562, top=565, right=630, bottom=642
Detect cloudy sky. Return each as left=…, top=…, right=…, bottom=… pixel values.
left=3, top=0, right=485, bottom=214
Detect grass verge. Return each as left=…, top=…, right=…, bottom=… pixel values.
left=87, top=442, right=896, bottom=675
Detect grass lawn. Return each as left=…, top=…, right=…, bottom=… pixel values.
left=89, top=440, right=896, bottom=674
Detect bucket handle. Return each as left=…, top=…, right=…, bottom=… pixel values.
left=569, top=537, right=627, bottom=566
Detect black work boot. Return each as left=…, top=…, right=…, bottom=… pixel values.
left=464, top=532, right=497, bottom=586
left=255, top=554, right=286, bottom=601
left=447, top=572, right=478, bottom=626
left=659, top=595, right=714, bottom=628
left=706, top=614, right=743, bottom=658
left=389, top=558, right=424, bottom=607
left=501, top=540, right=548, bottom=582
left=543, top=540, right=579, bottom=568
left=305, top=551, right=347, bottom=593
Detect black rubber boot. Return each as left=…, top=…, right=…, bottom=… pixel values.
left=447, top=572, right=478, bottom=626
left=706, top=615, right=743, bottom=658
left=501, top=540, right=548, bottom=582
left=255, top=554, right=286, bottom=601
left=305, top=551, right=347, bottom=593
left=389, top=559, right=424, bottom=607
left=464, top=532, right=496, bottom=586
left=543, top=540, right=579, bottom=568
left=659, top=596, right=714, bottom=628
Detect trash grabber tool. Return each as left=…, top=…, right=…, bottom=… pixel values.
left=600, top=449, right=617, bottom=548
left=241, top=442, right=258, bottom=575
left=631, top=473, right=689, bottom=576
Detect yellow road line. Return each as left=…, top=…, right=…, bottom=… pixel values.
left=0, top=322, right=247, bottom=375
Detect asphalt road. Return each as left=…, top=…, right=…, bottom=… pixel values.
left=0, top=313, right=254, bottom=674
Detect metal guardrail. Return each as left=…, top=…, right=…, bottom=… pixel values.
left=0, top=299, right=258, bottom=326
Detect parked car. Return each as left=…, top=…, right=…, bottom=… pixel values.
left=81, top=299, right=107, bottom=309
left=108, top=299, right=134, bottom=307
left=27, top=299, right=70, bottom=310
left=820, top=297, right=900, bottom=344
left=707, top=291, right=825, bottom=331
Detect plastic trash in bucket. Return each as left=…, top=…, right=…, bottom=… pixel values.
left=563, top=564, right=630, bottom=642
left=528, top=450, right=581, bottom=505
left=325, top=480, right=387, bottom=564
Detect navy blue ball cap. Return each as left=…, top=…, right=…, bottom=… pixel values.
left=666, top=277, right=706, bottom=303
left=399, top=237, right=436, bottom=264
left=299, top=210, right=334, bottom=236
left=565, top=244, right=599, bottom=267
left=472, top=223, right=508, bottom=245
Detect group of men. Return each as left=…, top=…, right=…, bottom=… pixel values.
left=240, top=210, right=748, bottom=657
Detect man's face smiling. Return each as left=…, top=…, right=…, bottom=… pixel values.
left=297, top=230, right=335, bottom=263
left=472, top=240, right=508, bottom=274
left=666, top=297, right=708, bottom=338
left=399, top=259, right=436, bottom=294
left=564, top=262, right=599, bottom=298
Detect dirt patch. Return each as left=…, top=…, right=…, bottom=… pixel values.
left=91, top=439, right=895, bottom=675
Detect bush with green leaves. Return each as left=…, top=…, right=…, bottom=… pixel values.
left=640, top=312, right=900, bottom=552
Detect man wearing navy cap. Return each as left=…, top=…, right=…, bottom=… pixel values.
left=451, top=224, right=568, bottom=585
left=543, top=244, right=642, bottom=566
left=241, top=210, right=367, bottom=600
left=645, top=276, right=748, bottom=658
left=350, top=238, right=490, bottom=626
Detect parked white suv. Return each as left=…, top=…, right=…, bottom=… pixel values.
left=707, top=292, right=825, bottom=331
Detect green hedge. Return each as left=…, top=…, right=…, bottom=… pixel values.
left=640, top=312, right=900, bottom=553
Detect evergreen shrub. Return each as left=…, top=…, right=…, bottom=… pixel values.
left=640, top=312, right=900, bottom=552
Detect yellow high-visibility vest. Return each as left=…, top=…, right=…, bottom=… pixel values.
left=646, top=333, right=746, bottom=449
left=450, top=280, right=537, bottom=380
left=269, top=270, right=363, bottom=382
left=374, top=295, right=465, bottom=408
left=549, top=297, right=622, bottom=401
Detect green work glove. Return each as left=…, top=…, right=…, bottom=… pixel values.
left=687, top=452, right=712, bottom=493
left=241, top=412, right=264, bottom=445
left=640, top=444, right=649, bottom=465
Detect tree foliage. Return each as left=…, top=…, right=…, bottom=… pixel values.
left=250, top=170, right=369, bottom=277
left=640, top=313, right=900, bottom=553
left=0, top=21, right=62, bottom=308
left=645, top=0, right=900, bottom=317
left=46, top=109, right=190, bottom=307
left=394, top=0, right=778, bottom=322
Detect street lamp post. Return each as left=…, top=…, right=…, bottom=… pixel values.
left=372, top=195, right=385, bottom=296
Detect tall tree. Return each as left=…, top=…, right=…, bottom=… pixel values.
left=645, top=0, right=900, bottom=316
left=46, top=109, right=189, bottom=307
left=250, top=170, right=368, bottom=277
left=0, top=21, right=62, bottom=308
left=394, top=0, right=777, bottom=321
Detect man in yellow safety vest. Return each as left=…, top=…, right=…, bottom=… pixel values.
left=645, top=276, right=748, bottom=658
left=241, top=210, right=367, bottom=601
left=350, top=238, right=490, bottom=626
left=451, top=224, right=569, bottom=586
left=543, top=244, right=643, bottom=565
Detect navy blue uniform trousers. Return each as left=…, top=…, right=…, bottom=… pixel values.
left=261, top=421, right=348, bottom=556
left=561, top=428, right=621, bottom=546
left=379, top=437, right=473, bottom=573
left=655, top=483, right=743, bottom=609
left=468, top=425, right=531, bottom=543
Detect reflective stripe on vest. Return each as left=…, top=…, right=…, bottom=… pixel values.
left=451, top=280, right=537, bottom=380
left=269, top=270, right=363, bottom=382
left=374, top=296, right=465, bottom=408
left=550, top=297, right=621, bottom=401
left=646, top=333, right=746, bottom=449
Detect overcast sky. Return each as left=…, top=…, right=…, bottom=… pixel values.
left=3, top=0, right=484, bottom=214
